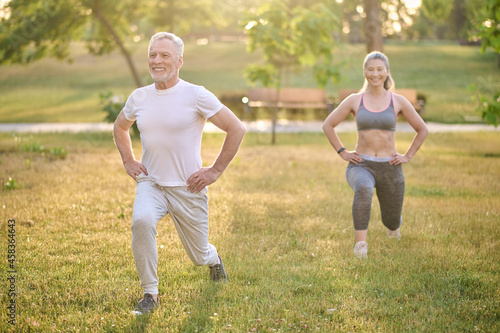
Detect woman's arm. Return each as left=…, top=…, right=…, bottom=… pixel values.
left=391, top=94, right=429, bottom=165
left=322, top=94, right=363, bottom=164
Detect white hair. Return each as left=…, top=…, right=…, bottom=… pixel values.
left=148, top=32, right=184, bottom=58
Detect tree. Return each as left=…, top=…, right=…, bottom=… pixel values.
left=0, top=0, right=146, bottom=87
left=421, top=0, right=454, bottom=25
left=420, top=0, right=454, bottom=39
left=338, top=0, right=418, bottom=51
left=243, top=0, right=341, bottom=144
left=449, top=0, right=468, bottom=40
left=364, top=0, right=384, bottom=52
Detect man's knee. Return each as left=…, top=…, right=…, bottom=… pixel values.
left=132, top=213, right=157, bottom=233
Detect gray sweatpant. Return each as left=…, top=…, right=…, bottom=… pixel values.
left=346, top=154, right=405, bottom=231
left=132, top=175, right=219, bottom=295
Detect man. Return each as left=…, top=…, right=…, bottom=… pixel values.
left=113, top=32, right=246, bottom=315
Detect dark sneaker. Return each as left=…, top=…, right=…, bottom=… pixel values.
left=209, top=255, right=229, bottom=282
left=133, top=293, right=159, bottom=315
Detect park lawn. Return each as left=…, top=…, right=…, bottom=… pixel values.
left=0, top=40, right=498, bottom=124
left=0, top=130, right=499, bottom=332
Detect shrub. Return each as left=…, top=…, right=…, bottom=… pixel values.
left=3, top=177, right=21, bottom=190
left=100, top=91, right=139, bottom=136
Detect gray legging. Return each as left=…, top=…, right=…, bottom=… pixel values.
left=346, top=154, right=405, bottom=231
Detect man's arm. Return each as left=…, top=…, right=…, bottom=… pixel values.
left=113, top=111, right=148, bottom=180
left=187, top=106, right=246, bottom=193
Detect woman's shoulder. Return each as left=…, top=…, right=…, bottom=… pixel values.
left=344, top=92, right=363, bottom=107
left=333, top=92, right=363, bottom=115
left=344, top=91, right=363, bottom=103
left=391, top=91, right=409, bottom=101
left=391, top=91, right=413, bottom=107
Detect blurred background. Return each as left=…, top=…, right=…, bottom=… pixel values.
left=0, top=0, right=498, bottom=125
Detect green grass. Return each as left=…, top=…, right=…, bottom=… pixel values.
left=0, top=40, right=498, bottom=123
left=0, top=131, right=499, bottom=332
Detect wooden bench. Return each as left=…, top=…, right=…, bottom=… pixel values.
left=244, top=88, right=333, bottom=112
left=337, top=88, right=425, bottom=115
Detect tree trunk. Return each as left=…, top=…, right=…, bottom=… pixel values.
left=272, top=90, right=279, bottom=145
left=92, top=4, right=143, bottom=88
left=363, top=0, right=384, bottom=53
left=271, top=67, right=284, bottom=145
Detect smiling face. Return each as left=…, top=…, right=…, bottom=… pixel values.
left=148, top=38, right=183, bottom=89
left=363, top=58, right=389, bottom=89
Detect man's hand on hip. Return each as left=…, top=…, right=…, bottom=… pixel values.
left=187, top=167, right=220, bottom=193
left=124, top=160, right=148, bottom=181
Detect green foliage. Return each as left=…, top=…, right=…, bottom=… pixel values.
left=242, top=0, right=342, bottom=143
left=20, top=141, right=45, bottom=153
left=243, top=0, right=341, bottom=89
left=99, top=91, right=139, bottom=136
left=49, top=147, right=68, bottom=159
left=468, top=0, right=500, bottom=126
left=415, top=0, right=489, bottom=40
left=3, top=177, right=21, bottom=190
left=476, top=0, right=500, bottom=53
left=313, top=60, right=342, bottom=89
left=244, top=0, right=300, bottom=85
left=0, top=0, right=143, bottom=65
left=100, top=91, right=125, bottom=124
left=421, top=0, right=454, bottom=25
left=468, top=83, right=500, bottom=126
left=0, top=0, right=84, bottom=64
left=480, top=93, right=500, bottom=126
left=0, top=0, right=146, bottom=86
left=243, top=64, right=277, bottom=88
left=16, top=136, right=69, bottom=159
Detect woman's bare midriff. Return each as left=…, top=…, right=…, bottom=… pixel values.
left=355, top=130, right=397, bottom=157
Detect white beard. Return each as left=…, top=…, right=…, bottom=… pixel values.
left=150, top=68, right=176, bottom=84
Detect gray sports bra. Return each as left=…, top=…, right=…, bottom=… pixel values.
left=356, top=93, right=397, bottom=132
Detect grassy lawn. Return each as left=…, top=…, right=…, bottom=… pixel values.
left=0, top=131, right=499, bottom=332
left=0, top=40, right=498, bottom=124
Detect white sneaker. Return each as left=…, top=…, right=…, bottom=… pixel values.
left=387, top=228, right=401, bottom=240
left=353, top=241, right=368, bottom=259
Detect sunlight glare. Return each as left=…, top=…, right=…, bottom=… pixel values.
left=0, top=0, right=11, bottom=19
left=245, top=21, right=257, bottom=30
left=403, top=0, right=421, bottom=9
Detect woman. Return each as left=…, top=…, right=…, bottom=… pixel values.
left=322, top=51, right=428, bottom=258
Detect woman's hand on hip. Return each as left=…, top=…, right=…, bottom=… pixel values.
left=340, top=150, right=363, bottom=164
left=390, top=153, right=410, bottom=165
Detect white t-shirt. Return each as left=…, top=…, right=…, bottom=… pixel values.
left=123, top=79, right=223, bottom=186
